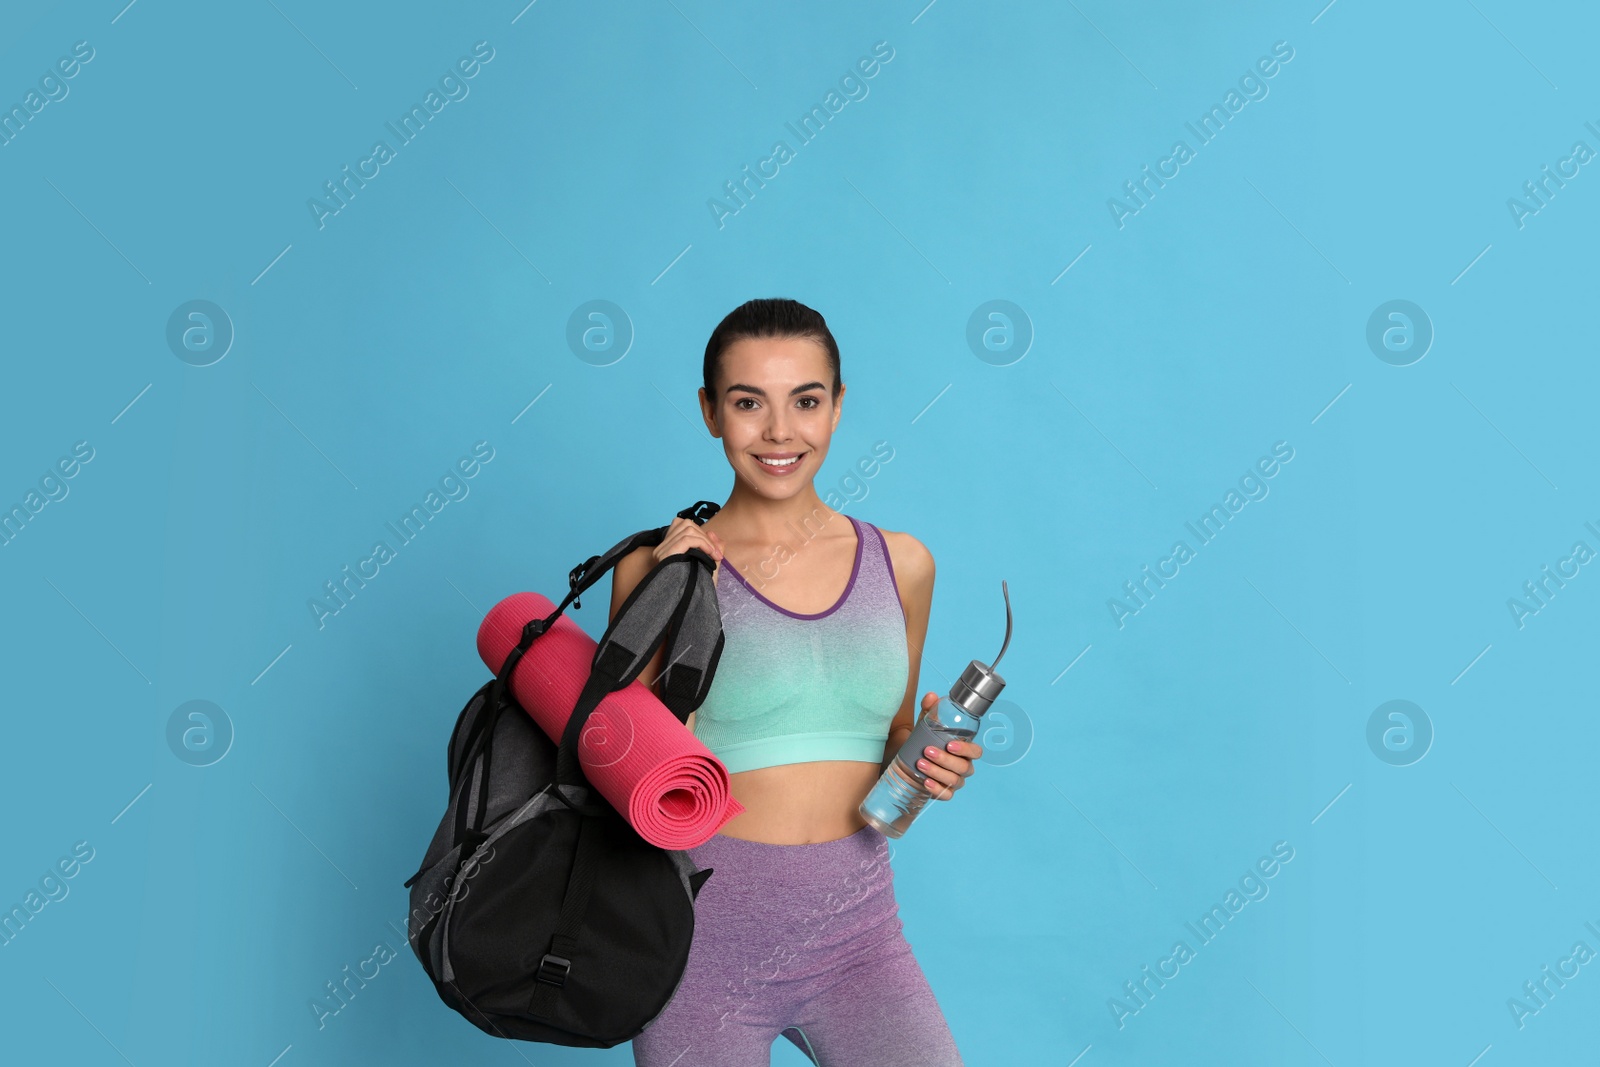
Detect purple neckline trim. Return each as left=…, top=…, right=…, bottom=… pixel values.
left=720, top=514, right=864, bottom=620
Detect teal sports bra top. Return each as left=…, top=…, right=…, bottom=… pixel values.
left=692, top=515, right=910, bottom=774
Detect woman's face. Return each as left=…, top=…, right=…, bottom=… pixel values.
left=700, top=335, right=843, bottom=498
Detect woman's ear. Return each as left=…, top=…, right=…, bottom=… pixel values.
left=698, top=387, right=721, bottom=438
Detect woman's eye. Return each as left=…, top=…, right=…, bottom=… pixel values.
left=798, top=396, right=818, bottom=409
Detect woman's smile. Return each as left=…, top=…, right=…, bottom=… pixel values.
left=754, top=450, right=807, bottom=475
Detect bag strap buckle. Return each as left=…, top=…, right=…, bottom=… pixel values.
left=536, top=952, right=571, bottom=987
left=567, top=554, right=601, bottom=609
left=676, top=500, right=720, bottom=525
left=520, top=616, right=550, bottom=646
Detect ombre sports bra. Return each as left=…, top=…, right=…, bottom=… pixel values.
left=692, top=515, right=910, bottom=774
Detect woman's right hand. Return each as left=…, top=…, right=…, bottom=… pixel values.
left=653, top=517, right=725, bottom=582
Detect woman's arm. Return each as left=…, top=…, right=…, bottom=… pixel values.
left=880, top=531, right=935, bottom=773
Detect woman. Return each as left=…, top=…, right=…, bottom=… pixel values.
left=620, top=298, right=978, bottom=1067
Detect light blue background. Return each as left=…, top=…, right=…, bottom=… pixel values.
left=1, top=1, right=1595, bottom=1064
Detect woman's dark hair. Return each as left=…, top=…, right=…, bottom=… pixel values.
left=702, top=297, right=841, bottom=405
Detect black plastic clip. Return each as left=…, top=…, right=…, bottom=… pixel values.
left=567, top=554, right=600, bottom=609
left=520, top=616, right=550, bottom=647
left=677, top=500, right=721, bottom=525
left=536, top=952, right=571, bottom=987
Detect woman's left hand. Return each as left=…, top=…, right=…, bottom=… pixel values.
left=912, top=691, right=983, bottom=800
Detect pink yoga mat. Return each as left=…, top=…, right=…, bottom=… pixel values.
left=477, top=591, right=744, bottom=850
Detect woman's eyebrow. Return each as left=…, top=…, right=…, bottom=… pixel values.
left=725, top=380, right=827, bottom=397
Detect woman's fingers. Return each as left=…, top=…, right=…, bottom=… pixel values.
left=654, top=518, right=722, bottom=564
left=690, top=531, right=723, bottom=561
left=917, top=758, right=962, bottom=799
left=913, top=734, right=983, bottom=801
left=917, top=748, right=973, bottom=800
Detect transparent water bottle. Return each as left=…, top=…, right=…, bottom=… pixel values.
left=860, top=580, right=1012, bottom=838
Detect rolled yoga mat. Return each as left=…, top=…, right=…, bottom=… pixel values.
left=477, top=591, right=744, bottom=850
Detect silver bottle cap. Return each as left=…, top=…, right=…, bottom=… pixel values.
left=950, top=659, right=1007, bottom=717
left=947, top=580, right=1012, bottom=718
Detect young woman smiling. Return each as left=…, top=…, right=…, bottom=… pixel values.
left=622, top=298, right=974, bottom=1067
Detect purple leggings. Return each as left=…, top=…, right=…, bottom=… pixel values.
left=632, top=823, right=964, bottom=1067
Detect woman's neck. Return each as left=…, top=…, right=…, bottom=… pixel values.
left=713, top=482, right=841, bottom=548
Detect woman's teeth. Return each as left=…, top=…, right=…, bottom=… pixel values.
left=758, top=455, right=800, bottom=467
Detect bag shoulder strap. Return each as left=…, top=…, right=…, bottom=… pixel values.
left=552, top=540, right=718, bottom=791
left=448, top=501, right=725, bottom=832
left=558, top=497, right=723, bottom=723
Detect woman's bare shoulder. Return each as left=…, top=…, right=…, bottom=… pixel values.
left=875, top=525, right=934, bottom=586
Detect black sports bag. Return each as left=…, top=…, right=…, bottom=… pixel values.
left=402, top=500, right=727, bottom=1046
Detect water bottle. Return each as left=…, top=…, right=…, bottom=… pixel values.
left=860, top=580, right=1012, bottom=838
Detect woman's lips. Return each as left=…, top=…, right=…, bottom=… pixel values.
left=754, top=452, right=805, bottom=476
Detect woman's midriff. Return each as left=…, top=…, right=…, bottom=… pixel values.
left=715, top=760, right=884, bottom=845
